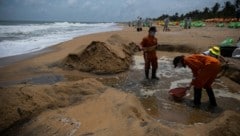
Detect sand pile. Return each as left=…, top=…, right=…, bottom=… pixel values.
left=62, top=34, right=139, bottom=74
left=208, top=110, right=240, bottom=136
left=0, top=78, right=106, bottom=133
left=1, top=79, right=179, bottom=136
left=181, top=110, right=240, bottom=136
left=2, top=79, right=240, bottom=136
left=8, top=88, right=178, bottom=136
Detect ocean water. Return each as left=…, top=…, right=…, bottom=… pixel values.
left=0, top=21, right=122, bottom=58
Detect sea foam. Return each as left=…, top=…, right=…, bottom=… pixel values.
left=0, top=21, right=122, bottom=58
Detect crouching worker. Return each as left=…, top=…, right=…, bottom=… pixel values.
left=140, top=26, right=159, bottom=80
left=202, top=46, right=228, bottom=78
left=202, top=45, right=227, bottom=64
left=173, top=54, right=221, bottom=108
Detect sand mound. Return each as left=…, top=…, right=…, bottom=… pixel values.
left=208, top=111, right=240, bottom=136
left=182, top=110, right=240, bottom=136
left=62, top=34, right=139, bottom=74
left=0, top=79, right=179, bottom=136
left=0, top=78, right=106, bottom=133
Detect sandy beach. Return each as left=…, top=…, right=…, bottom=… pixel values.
left=0, top=24, right=240, bottom=136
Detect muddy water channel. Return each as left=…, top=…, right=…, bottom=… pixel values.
left=102, top=55, right=240, bottom=126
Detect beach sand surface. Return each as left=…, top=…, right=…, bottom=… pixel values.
left=0, top=24, right=240, bottom=136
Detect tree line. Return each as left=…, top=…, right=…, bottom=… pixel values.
left=154, top=0, right=240, bottom=21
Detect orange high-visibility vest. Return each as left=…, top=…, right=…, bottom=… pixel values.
left=184, top=54, right=221, bottom=88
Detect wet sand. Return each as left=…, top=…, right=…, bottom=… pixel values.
left=0, top=45, right=55, bottom=68
left=0, top=24, right=240, bottom=136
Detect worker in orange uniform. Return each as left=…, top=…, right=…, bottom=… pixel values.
left=140, top=26, right=159, bottom=80
left=173, top=54, right=221, bottom=108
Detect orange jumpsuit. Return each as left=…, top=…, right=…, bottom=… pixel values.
left=184, top=54, right=221, bottom=89
left=141, top=35, right=158, bottom=70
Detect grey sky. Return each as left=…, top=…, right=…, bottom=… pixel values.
left=0, top=0, right=234, bottom=22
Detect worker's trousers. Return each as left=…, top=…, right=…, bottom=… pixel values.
left=194, top=87, right=217, bottom=107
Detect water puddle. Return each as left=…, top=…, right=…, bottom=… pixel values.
left=23, top=74, right=64, bottom=84
left=102, top=55, right=240, bottom=125
left=0, top=74, right=64, bottom=87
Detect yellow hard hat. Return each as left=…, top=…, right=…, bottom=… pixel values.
left=209, top=46, right=220, bottom=56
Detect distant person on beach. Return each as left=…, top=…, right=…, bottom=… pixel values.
left=187, top=17, right=192, bottom=29
left=173, top=54, right=221, bottom=108
left=163, top=17, right=170, bottom=31
left=128, top=21, right=131, bottom=27
left=140, top=26, right=159, bottom=80
left=184, top=17, right=188, bottom=29
left=149, top=19, right=153, bottom=27
left=146, top=19, right=153, bottom=27
left=137, top=17, right=143, bottom=32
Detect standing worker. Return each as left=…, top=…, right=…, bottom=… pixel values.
left=163, top=17, right=170, bottom=31
left=173, top=54, right=221, bottom=108
left=137, top=17, right=143, bottom=32
left=184, top=17, right=188, bottom=29
left=187, top=17, right=192, bottom=29
left=140, top=26, right=159, bottom=80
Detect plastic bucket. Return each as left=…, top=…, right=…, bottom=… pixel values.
left=169, top=87, right=187, bottom=98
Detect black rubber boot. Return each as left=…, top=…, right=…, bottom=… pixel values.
left=151, top=69, right=159, bottom=80
left=206, top=87, right=217, bottom=107
left=194, top=87, right=202, bottom=107
left=145, top=69, right=149, bottom=79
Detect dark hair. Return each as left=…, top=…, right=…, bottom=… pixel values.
left=173, top=55, right=184, bottom=68
left=149, top=26, right=157, bottom=32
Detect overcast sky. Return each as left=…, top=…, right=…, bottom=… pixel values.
left=0, top=0, right=234, bottom=22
